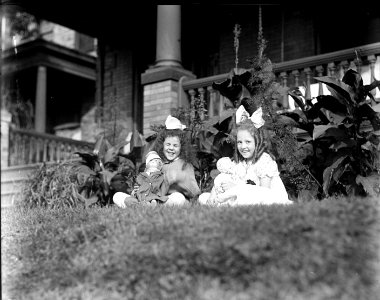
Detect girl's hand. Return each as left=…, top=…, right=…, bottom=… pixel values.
left=220, top=181, right=235, bottom=192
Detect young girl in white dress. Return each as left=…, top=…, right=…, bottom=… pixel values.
left=198, top=106, right=292, bottom=206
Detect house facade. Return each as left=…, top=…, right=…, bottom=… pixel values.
left=2, top=3, right=380, bottom=164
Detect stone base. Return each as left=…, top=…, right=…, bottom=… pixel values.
left=141, top=66, right=196, bottom=137
left=141, top=66, right=195, bottom=85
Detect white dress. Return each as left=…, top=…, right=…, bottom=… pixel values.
left=225, top=152, right=291, bottom=205
left=198, top=153, right=292, bottom=206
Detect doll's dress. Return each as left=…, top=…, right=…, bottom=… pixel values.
left=222, top=153, right=292, bottom=206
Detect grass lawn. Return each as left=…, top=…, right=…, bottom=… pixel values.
left=2, top=197, right=380, bottom=300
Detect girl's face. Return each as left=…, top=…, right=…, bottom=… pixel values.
left=237, top=129, right=255, bottom=161
left=163, top=136, right=181, bottom=161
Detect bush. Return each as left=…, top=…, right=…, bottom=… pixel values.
left=19, top=161, right=82, bottom=209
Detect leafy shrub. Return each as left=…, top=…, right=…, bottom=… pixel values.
left=20, top=161, right=82, bottom=209
left=188, top=54, right=380, bottom=200
left=283, top=69, right=380, bottom=199
left=190, top=38, right=314, bottom=198
left=19, top=133, right=144, bottom=208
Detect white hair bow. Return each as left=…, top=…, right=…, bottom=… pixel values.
left=235, top=105, right=265, bottom=128
left=165, top=115, right=187, bottom=130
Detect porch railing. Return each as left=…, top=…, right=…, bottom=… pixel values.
left=9, top=127, right=94, bottom=166
left=180, top=42, right=380, bottom=117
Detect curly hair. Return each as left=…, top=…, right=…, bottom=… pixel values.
left=150, top=129, right=196, bottom=169
left=233, top=119, right=273, bottom=163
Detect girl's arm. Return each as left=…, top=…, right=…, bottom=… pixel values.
left=163, top=159, right=201, bottom=198
left=254, top=153, right=279, bottom=189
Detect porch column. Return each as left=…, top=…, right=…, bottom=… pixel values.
left=141, top=5, right=195, bottom=137
left=34, top=65, right=47, bottom=133
left=1, top=109, right=12, bottom=167
left=155, top=5, right=182, bottom=67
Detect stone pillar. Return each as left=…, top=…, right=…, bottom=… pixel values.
left=155, top=5, right=182, bottom=67
left=141, top=5, right=195, bottom=137
left=1, top=109, right=12, bottom=167
left=34, top=65, right=47, bottom=133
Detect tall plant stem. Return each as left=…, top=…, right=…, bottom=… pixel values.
left=233, top=24, right=241, bottom=69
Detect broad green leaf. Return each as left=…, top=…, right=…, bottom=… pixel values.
left=356, top=173, right=380, bottom=197
left=342, top=69, right=363, bottom=92
left=74, top=152, right=100, bottom=171
left=361, top=141, right=373, bottom=151
left=103, top=146, right=121, bottom=165
left=372, top=103, right=380, bottom=113
left=279, top=111, right=314, bottom=135
left=323, top=155, right=350, bottom=195
left=314, top=95, right=348, bottom=115
left=288, top=87, right=306, bottom=110
left=313, top=125, right=349, bottom=141
left=297, top=133, right=312, bottom=143
left=93, top=134, right=105, bottom=156
left=276, top=115, right=299, bottom=127
left=305, top=105, right=330, bottom=124
left=212, top=78, right=242, bottom=102
left=328, top=112, right=346, bottom=125
left=329, top=139, right=356, bottom=151
left=280, top=109, right=308, bottom=123
left=130, top=130, right=146, bottom=149
left=363, top=79, right=380, bottom=94
left=315, top=76, right=355, bottom=105
left=313, top=124, right=336, bottom=140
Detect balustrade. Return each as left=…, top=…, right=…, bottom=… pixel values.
left=180, top=42, right=380, bottom=116
left=8, top=127, right=94, bottom=166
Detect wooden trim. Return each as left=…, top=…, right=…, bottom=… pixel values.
left=2, top=38, right=96, bottom=80
left=272, top=42, right=380, bottom=73
left=182, top=42, right=380, bottom=91
left=10, top=127, right=94, bottom=148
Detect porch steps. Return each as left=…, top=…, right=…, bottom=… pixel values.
left=1, top=164, right=40, bottom=207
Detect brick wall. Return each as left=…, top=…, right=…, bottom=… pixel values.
left=101, top=45, right=135, bottom=140
left=143, top=80, right=179, bottom=137
left=78, top=43, right=136, bottom=143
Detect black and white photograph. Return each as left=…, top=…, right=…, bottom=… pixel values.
left=1, top=1, right=380, bottom=299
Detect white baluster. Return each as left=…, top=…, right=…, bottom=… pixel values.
left=304, top=67, right=312, bottom=100
left=280, top=71, right=289, bottom=109
left=207, top=86, right=215, bottom=118
left=316, top=65, right=324, bottom=96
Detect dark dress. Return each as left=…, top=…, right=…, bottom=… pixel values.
left=135, top=171, right=169, bottom=203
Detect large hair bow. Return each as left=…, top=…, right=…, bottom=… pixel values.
left=165, top=115, right=187, bottom=130
left=235, top=105, right=265, bottom=128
